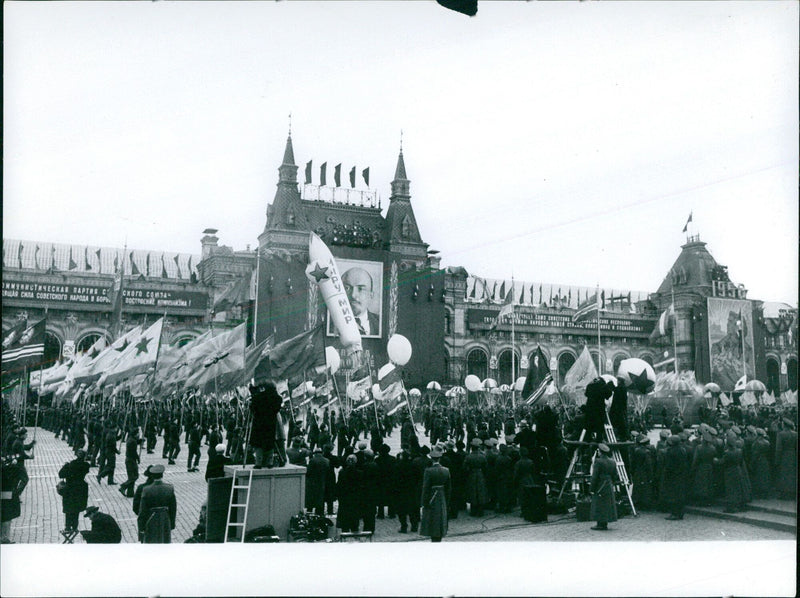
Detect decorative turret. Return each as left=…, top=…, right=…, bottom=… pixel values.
left=263, top=134, right=309, bottom=234
left=385, top=146, right=424, bottom=249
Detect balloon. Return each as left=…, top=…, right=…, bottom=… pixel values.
left=307, top=233, right=362, bottom=350
left=409, top=388, right=422, bottom=398
left=325, top=346, right=341, bottom=375
left=426, top=381, right=442, bottom=391
left=372, top=383, right=382, bottom=399
left=744, top=379, right=766, bottom=393
left=482, top=378, right=498, bottom=389
left=465, top=375, right=482, bottom=392
left=617, top=358, right=656, bottom=394
left=704, top=382, right=721, bottom=394
left=387, top=334, right=412, bottom=366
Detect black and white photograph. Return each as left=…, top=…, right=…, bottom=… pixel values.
left=1, top=1, right=797, bottom=596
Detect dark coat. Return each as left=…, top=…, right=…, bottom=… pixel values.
left=59, top=459, right=90, bottom=514
left=774, top=430, right=797, bottom=497
left=463, top=451, right=490, bottom=506
left=1, top=460, right=27, bottom=523
left=748, top=437, right=772, bottom=497
left=494, top=452, right=515, bottom=509
left=631, top=444, right=655, bottom=509
left=393, top=454, right=419, bottom=514
left=720, top=447, right=749, bottom=509
left=336, top=465, right=363, bottom=531
left=375, top=453, right=396, bottom=506
left=249, top=385, right=282, bottom=450
left=590, top=454, right=619, bottom=523
left=361, top=460, right=381, bottom=510
left=82, top=512, right=122, bottom=543
left=420, top=464, right=451, bottom=538
left=660, top=444, right=690, bottom=510
left=689, top=442, right=716, bottom=503
left=305, top=453, right=330, bottom=512
left=205, top=452, right=228, bottom=481
left=138, top=480, right=177, bottom=542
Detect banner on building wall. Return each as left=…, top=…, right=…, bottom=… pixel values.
left=2, top=280, right=208, bottom=311
left=326, top=258, right=383, bottom=339
left=707, top=297, right=755, bottom=391
left=466, top=308, right=653, bottom=336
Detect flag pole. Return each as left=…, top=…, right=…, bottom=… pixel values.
left=671, top=288, right=679, bottom=374
left=510, top=276, right=517, bottom=411
left=596, top=284, right=602, bottom=374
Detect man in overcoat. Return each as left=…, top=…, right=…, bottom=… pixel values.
left=137, top=464, right=176, bottom=543
left=590, top=443, right=619, bottom=530
left=420, top=446, right=451, bottom=542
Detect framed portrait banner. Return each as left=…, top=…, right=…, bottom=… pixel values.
left=327, top=258, right=383, bottom=339
left=707, top=297, right=754, bottom=391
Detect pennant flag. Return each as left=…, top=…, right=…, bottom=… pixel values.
left=291, top=380, right=308, bottom=399
left=518, top=284, right=525, bottom=305
left=95, top=249, right=102, bottom=273
left=362, top=167, right=370, bottom=187
left=468, top=279, right=477, bottom=299
left=50, top=245, right=57, bottom=270
left=490, top=281, right=497, bottom=301
left=377, top=363, right=405, bottom=413
left=682, top=212, right=693, bottom=233
left=146, top=253, right=151, bottom=277
left=253, top=325, right=325, bottom=385
left=347, top=374, right=373, bottom=405
left=564, top=346, right=599, bottom=390
left=305, top=160, right=312, bottom=185
left=67, top=335, right=107, bottom=381
left=733, top=375, right=747, bottom=392
left=130, top=252, right=141, bottom=276
left=498, top=280, right=506, bottom=302
left=526, top=372, right=553, bottom=406
left=648, top=302, right=675, bottom=342
left=349, top=166, right=356, bottom=188
left=173, top=254, right=182, bottom=279
left=84, top=247, right=92, bottom=271
left=103, top=318, right=164, bottom=384
left=108, top=262, right=126, bottom=341
left=78, top=326, right=142, bottom=383
left=522, top=346, right=550, bottom=400
left=18, top=243, right=24, bottom=269
left=496, top=284, right=516, bottom=321
left=315, top=378, right=334, bottom=397
left=183, top=323, right=246, bottom=393
left=68, top=248, right=78, bottom=271
left=334, top=163, right=341, bottom=187
left=320, top=162, right=327, bottom=186
left=572, top=290, right=601, bottom=324
left=34, top=246, right=40, bottom=270
left=538, top=284, right=542, bottom=304
left=161, top=254, right=169, bottom=278
left=2, top=318, right=47, bottom=371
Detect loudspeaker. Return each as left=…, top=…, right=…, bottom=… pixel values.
left=521, top=484, right=548, bottom=523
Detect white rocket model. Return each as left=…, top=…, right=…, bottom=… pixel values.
left=305, top=232, right=362, bottom=351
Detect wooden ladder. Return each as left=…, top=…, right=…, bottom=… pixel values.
left=603, top=413, right=636, bottom=516
left=558, top=429, right=586, bottom=501
left=224, top=469, right=254, bottom=543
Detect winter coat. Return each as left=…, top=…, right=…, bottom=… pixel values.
left=748, top=437, right=772, bottom=497
left=249, top=386, right=282, bottom=450
left=774, top=430, right=797, bottom=497
left=305, top=453, right=330, bottom=513
left=590, top=454, right=618, bottom=523
left=336, top=465, right=363, bottom=530
left=393, top=454, right=419, bottom=515
left=494, top=453, right=515, bottom=509
left=630, top=444, right=655, bottom=509
left=463, top=451, right=490, bottom=506
left=59, top=458, right=90, bottom=515
left=660, top=444, right=689, bottom=510
left=720, top=447, right=749, bottom=509
left=689, top=442, right=716, bottom=504
left=420, top=464, right=451, bottom=539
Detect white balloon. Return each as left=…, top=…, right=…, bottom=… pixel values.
left=307, top=233, right=362, bottom=350
left=372, top=383, right=382, bottom=398
left=426, top=381, right=441, bottom=391
left=325, top=346, right=341, bottom=375
left=409, top=388, right=422, bottom=398
left=483, top=378, right=498, bottom=389
left=465, top=374, right=482, bottom=392
left=600, top=374, right=617, bottom=387
left=387, top=334, right=412, bottom=366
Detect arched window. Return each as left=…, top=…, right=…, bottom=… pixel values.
left=557, top=352, right=576, bottom=386
left=589, top=350, right=604, bottom=375
left=497, top=349, right=519, bottom=386
left=613, top=353, right=629, bottom=376
left=640, top=354, right=654, bottom=366
left=444, top=311, right=452, bottom=336
left=76, top=332, right=109, bottom=354
left=766, top=357, right=781, bottom=396
left=787, top=357, right=798, bottom=392
left=466, top=348, right=489, bottom=381
left=174, top=335, right=198, bottom=348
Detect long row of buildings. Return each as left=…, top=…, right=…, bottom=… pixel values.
left=3, top=135, right=797, bottom=395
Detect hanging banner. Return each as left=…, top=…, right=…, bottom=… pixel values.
left=707, top=297, right=754, bottom=392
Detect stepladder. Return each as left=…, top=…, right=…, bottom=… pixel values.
left=558, top=413, right=637, bottom=516
left=224, top=469, right=254, bottom=543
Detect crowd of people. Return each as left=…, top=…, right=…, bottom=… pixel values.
left=0, top=375, right=797, bottom=543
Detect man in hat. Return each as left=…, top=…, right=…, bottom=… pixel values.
left=630, top=435, right=655, bottom=511
left=11, top=427, right=36, bottom=462
left=584, top=378, right=613, bottom=443
left=287, top=437, right=309, bottom=467
left=81, top=506, right=122, bottom=544
left=137, top=464, right=176, bottom=543
left=132, top=465, right=156, bottom=520
left=419, top=445, right=451, bottom=542
left=514, top=420, right=536, bottom=458
left=590, top=444, right=618, bottom=530
left=305, top=447, right=330, bottom=516
left=394, top=448, right=420, bottom=533
left=205, top=443, right=229, bottom=482
left=375, top=443, right=396, bottom=520
left=464, top=438, right=489, bottom=517
left=186, top=421, right=202, bottom=472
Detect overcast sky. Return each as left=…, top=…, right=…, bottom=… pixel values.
left=4, top=1, right=798, bottom=305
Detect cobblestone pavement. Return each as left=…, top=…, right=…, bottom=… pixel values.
left=6, top=426, right=797, bottom=545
